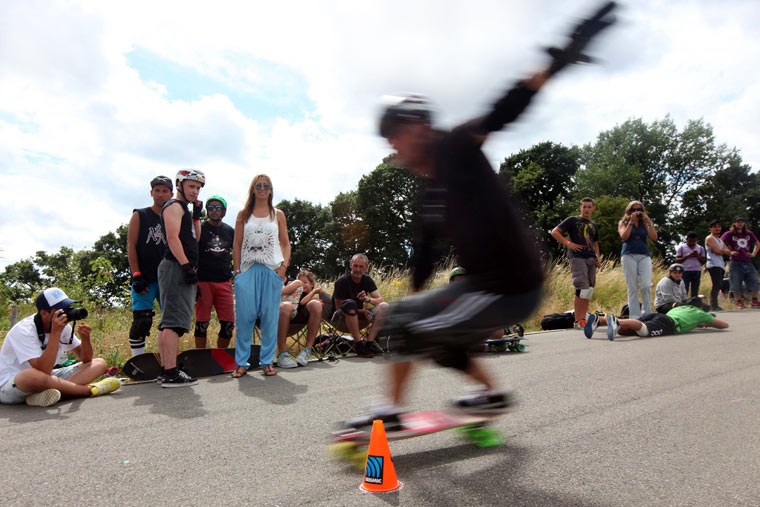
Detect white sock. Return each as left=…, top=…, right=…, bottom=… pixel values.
left=131, top=346, right=145, bottom=357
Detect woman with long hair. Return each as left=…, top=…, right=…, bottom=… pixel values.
left=231, top=174, right=291, bottom=377
left=618, top=200, right=657, bottom=319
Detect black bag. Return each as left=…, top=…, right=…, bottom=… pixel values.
left=540, top=312, right=575, bottom=330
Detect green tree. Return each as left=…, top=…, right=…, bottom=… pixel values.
left=276, top=199, right=333, bottom=278
left=357, top=156, right=423, bottom=269
left=499, top=141, right=581, bottom=258
left=324, top=190, right=368, bottom=277
left=576, top=116, right=728, bottom=257
left=0, top=259, right=43, bottom=303
left=589, top=195, right=631, bottom=261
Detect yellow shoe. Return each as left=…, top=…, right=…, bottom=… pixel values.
left=26, top=388, right=62, bottom=407
left=90, top=378, right=121, bottom=397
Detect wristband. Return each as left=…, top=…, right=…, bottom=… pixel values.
left=193, top=219, right=200, bottom=223
left=565, top=240, right=570, bottom=246
left=132, top=271, right=141, bottom=277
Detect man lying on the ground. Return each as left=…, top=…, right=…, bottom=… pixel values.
left=0, top=288, right=120, bottom=407
left=584, top=304, right=728, bottom=341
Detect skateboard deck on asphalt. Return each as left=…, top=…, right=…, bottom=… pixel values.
left=123, top=345, right=260, bottom=381
left=177, top=347, right=238, bottom=377
left=484, top=336, right=526, bottom=353
left=330, top=409, right=505, bottom=466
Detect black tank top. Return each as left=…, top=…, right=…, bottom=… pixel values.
left=134, top=207, right=165, bottom=282
left=161, top=199, right=199, bottom=267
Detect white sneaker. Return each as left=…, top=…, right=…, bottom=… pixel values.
left=276, top=352, right=297, bottom=369
left=295, top=348, right=311, bottom=367
left=606, top=314, right=620, bottom=341
left=26, top=389, right=61, bottom=407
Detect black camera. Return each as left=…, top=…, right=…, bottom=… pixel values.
left=636, top=211, right=643, bottom=218
left=62, top=307, right=88, bottom=321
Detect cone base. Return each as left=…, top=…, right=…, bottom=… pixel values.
left=360, top=480, right=403, bottom=494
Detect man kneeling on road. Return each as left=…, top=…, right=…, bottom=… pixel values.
left=0, top=288, right=120, bottom=407
left=584, top=304, right=728, bottom=341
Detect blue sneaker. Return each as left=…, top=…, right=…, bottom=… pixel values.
left=584, top=313, right=599, bottom=339
left=606, top=314, right=619, bottom=341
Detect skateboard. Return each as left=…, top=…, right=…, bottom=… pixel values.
left=177, top=347, right=237, bottom=377
left=122, top=345, right=260, bottom=381
left=330, top=409, right=505, bottom=467
left=484, top=336, right=526, bottom=353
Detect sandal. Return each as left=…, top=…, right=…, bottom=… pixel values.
left=231, top=366, right=248, bottom=378
left=262, top=365, right=277, bottom=377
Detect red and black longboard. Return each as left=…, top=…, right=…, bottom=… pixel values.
left=123, top=345, right=260, bottom=381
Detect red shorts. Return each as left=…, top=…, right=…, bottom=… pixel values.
left=195, top=281, right=235, bottom=322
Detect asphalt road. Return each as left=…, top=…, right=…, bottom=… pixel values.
left=2, top=310, right=759, bottom=506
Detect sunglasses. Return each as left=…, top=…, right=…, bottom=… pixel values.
left=630, top=208, right=644, bottom=212
left=206, top=205, right=224, bottom=211
left=254, top=183, right=271, bottom=191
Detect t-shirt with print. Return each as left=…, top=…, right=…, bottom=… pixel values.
left=556, top=216, right=599, bottom=259
left=0, top=315, right=81, bottom=387
left=333, top=273, right=378, bottom=311
left=198, top=221, right=235, bottom=282
left=721, top=230, right=758, bottom=263
left=676, top=243, right=706, bottom=272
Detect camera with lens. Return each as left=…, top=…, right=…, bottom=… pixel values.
left=62, top=307, right=88, bottom=321
left=636, top=211, right=643, bottom=218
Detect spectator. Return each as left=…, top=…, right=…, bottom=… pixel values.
left=675, top=231, right=706, bottom=297
left=720, top=216, right=759, bottom=309
left=331, top=254, right=389, bottom=354
left=654, top=263, right=687, bottom=313
left=0, top=288, right=120, bottom=407
left=126, top=175, right=172, bottom=357
left=705, top=219, right=731, bottom=311
left=276, top=270, right=328, bottom=368
left=550, top=197, right=601, bottom=328
left=618, top=201, right=657, bottom=319
left=232, top=174, right=291, bottom=377
left=156, top=169, right=205, bottom=387
left=194, top=196, right=235, bottom=349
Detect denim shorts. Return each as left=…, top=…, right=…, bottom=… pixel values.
left=729, top=261, right=759, bottom=292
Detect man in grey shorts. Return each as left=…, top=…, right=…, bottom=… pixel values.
left=157, top=169, right=205, bottom=387
left=551, top=197, right=601, bottom=328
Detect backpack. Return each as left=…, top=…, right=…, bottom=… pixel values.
left=540, top=312, right=575, bottom=330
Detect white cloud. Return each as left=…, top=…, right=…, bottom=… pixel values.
left=1, top=0, right=759, bottom=269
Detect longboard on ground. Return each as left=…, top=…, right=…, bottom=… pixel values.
left=122, top=346, right=260, bottom=381
left=330, top=409, right=506, bottom=467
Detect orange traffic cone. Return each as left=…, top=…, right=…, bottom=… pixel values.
left=360, top=419, right=402, bottom=493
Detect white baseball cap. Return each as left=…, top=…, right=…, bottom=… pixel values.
left=35, top=288, right=77, bottom=311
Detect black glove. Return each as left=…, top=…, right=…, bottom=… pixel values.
left=192, top=200, right=203, bottom=220
left=132, top=273, right=147, bottom=294
left=180, top=263, right=198, bottom=285
left=546, top=1, right=618, bottom=76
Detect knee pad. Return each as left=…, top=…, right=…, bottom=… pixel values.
left=194, top=321, right=210, bottom=338
left=129, top=310, right=154, bottom=340
left=636, top=323, right=649, bottom=337
left=577, top=287, right=594, bottom=300
left=339, top=299, right=358, bottom=315
left=219, top=320, right=235, bottom=339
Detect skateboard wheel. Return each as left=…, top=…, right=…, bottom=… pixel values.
left=515, top=343, right=525, bottom=352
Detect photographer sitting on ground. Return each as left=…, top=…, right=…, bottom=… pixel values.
left=0, top=288, right=120, bottom=407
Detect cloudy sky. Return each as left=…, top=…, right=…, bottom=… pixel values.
left=1, top=0, right=758, bottom=268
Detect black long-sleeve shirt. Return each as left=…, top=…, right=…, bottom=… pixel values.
left=410, top=82, right=544, bottom=295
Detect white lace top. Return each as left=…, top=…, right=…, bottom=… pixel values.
left=240, top=212, right=284, bottom=272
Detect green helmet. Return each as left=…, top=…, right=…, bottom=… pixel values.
left=449, top=266, right=466, bottom=281
left=206, top=195, right=227, bottom=218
